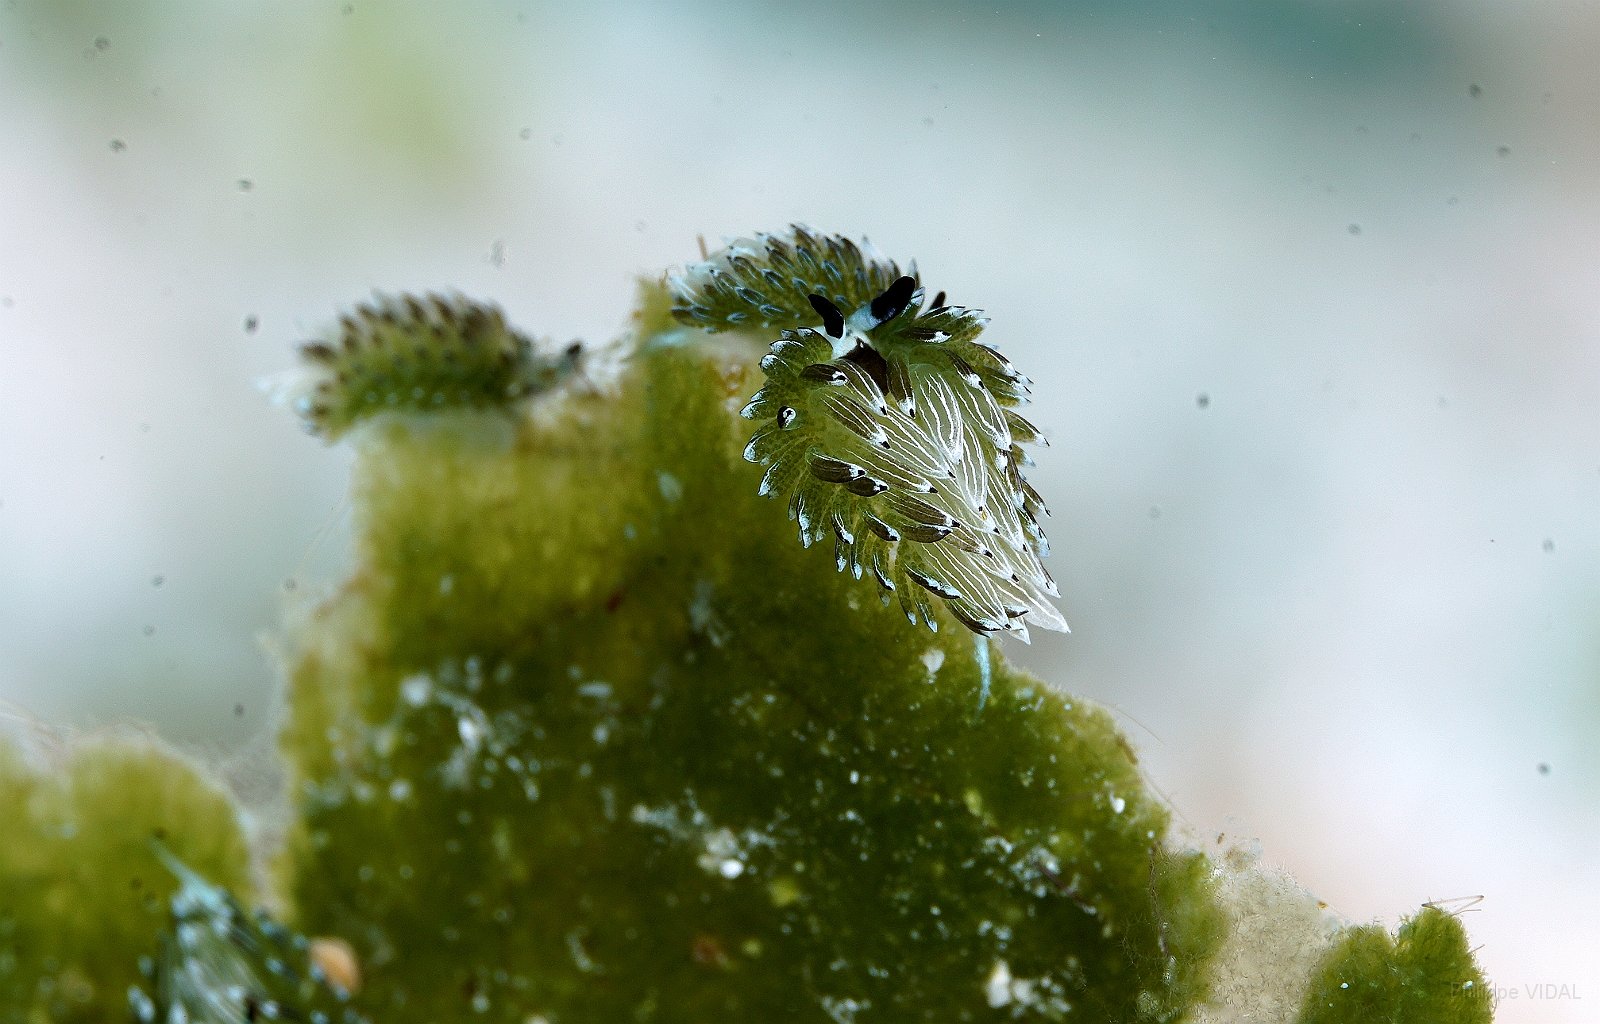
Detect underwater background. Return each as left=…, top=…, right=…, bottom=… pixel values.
left=0, top=2, right=1594, bottom=1019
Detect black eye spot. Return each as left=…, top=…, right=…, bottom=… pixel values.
left=869, top=276, right=917, bottom=324
left=841, top=341, right=889, bottom=395
left=808, top=294, right=845, bottom=338
left=931, top=291, right=946, bottom=309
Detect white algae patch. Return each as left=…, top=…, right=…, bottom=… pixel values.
left=1187, top=826, right=1344, bottom=1024
left=630, top=799, right=779, bottom=880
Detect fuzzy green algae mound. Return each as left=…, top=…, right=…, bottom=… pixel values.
left=279, top=286, right=1225, bottom=1023
left=1297, top=907, right=1490, bottom=1024
left=0, top=733, right=251, bottom=1024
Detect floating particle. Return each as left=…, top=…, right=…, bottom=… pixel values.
left=657, top=471, right=683, bottom=503
left=238, top=178, right=254, bottom=191
left=1542, top=538, right=1555, bottom=553
left=1148, top=506, right=1161, bottom=520
left=1195, top=392, right=1210, bottom=409
left=1537, top=763, right=1551, bottom=775
left=152, top=574, right=164, bottom=587
left=244, top=314, right=259, bottom=334
left=1348, top=224, right=1361, bottom=235
left=1468, top=83, right=1481, bottom=98
left=1496, top=146, right=1510, bottom=157
left=234, top=703, right=245, bottom=717
left=519, top=127, right=532, bottom=140
left=143, top=625, right=155, bottom=637
left=94, top=36, right=111, bottom=51
left=110, top=139, right=127, bottom=152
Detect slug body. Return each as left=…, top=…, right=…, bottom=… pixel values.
left=671, top=226, right=1064, bottom=640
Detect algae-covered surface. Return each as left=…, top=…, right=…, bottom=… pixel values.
left=0, top=271, right=1497, bottom=1024
left=0, top=736, right=251, bottom=1024
left=279, top=286, right=1225, bottom=1021
left=1297, top=907, right=1491, bottom=1024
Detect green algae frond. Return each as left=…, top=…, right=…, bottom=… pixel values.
left=1297, top=906, right=1491, bottom=1024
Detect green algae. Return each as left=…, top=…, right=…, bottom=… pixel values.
left=276, top=285, right=1226, bottom=1021
left=0, top=734, right=250, bottom=1024
left=0, top=264, right=1500, bottom=1023
left=1297, top=907, right=1491, bottom=1024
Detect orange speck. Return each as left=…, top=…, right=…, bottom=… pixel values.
left=310, top=937, right=361, bottom=995
left=691, top=934, right=731, bottom=970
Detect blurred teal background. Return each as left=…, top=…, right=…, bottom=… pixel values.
left=1, top=2, right=1595, bottom=1018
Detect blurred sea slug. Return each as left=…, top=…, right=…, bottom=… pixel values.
left=131, top=848, right=354, bottom=1024
left=268, top=292, right=581, bottom=440
left=670, top=226, right=1065, bottom=641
